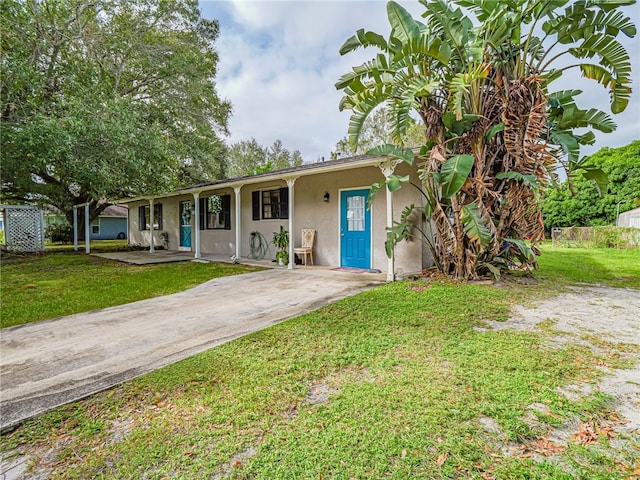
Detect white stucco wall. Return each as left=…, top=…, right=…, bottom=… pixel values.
left=127, top=199, right=174, bottom=249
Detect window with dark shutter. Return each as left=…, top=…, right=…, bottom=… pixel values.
left=139, top=204, right=162, bottom=230
left=253, top=188, right=289, bottom=220
left=201, top=194, right=232, bottom=229
left=138, top=203, right=162, bottom=230
left=154, top=204, right=163, bottom=230
left=138, top=206, right=146, bottom=230
left=222, top=194, right=231, bottom=230
left=252, top=191, right=260, bottom=220
left=199, top=198, right=205, bottom=230
left=279, top=187, right=289, bottom=219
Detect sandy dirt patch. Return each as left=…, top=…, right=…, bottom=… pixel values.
left=482, top=285, right=640, bottom=433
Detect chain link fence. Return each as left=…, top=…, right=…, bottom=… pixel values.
left=551, top=226, right=640, bottom=248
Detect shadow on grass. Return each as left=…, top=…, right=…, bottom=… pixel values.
left=45, top=240, right=142, bottom=253
left=536, top=246, right=640, bottom=288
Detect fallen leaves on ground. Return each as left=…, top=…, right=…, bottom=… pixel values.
left=409, top=284, right=431, bottom=293
left=572, top=421, right=617, bottom=445
left=519, top=439, right=565, bottom=458
left=435, top=452, right=448, bottom=466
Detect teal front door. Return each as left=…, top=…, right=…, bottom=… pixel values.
left=179, top=201, right=192, bottom=248
left=340, top=189, right=371, bottom=269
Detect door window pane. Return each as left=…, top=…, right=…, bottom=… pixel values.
left=180, top=203, right=191, bottom=226
left=347, top=195, right=365, bottom=231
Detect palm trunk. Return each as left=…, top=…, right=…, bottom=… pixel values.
left=450, top=195, right=465, bottom=278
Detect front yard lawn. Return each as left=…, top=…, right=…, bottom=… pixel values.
left=1, top=246, right=638, bottom=479
left=0, top=252, right=263, bottom=328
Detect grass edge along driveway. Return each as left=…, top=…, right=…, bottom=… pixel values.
left=1, top=247, right=639, bottom=479
left=0, top=252, right=264, bottom=328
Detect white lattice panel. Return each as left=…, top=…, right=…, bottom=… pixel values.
left=4, top=207, right=45, bottom=252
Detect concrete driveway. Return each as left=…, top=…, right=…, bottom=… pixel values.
left=0, top=268, right=383, bottom=432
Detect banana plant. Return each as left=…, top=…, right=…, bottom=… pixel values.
left=337, top=0, right=636, bottom=279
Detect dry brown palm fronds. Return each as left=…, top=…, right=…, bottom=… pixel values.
left=502, top=75, right=550, bottom=175
left=423, top=104, right=443, bottom=141
left=500, top=183, right=545, bottom=241
left=425, top=144, right=447, bottom=173
left=524, top=90, right=546, bottom=144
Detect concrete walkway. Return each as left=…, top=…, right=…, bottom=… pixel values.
left=0, top=269, right=383, bottom=432
left=93, top=249, right=195, bottom=264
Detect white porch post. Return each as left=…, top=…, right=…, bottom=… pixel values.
left=286, top=178, right=296, bottom=270
left=234, top=186, right=242, bottom=260
left=39, top=209, right=45, bottom=252
left=385, top=184, right=394, bottom=282
left=73, top=206, right=78, bottom=251
left=125, top=206, right=129, bottom=244
left=149, top=198, right=155, bottom=253
left=84, top=203, right=90, bottom=254
left=380, top=160, right=400, bottom=282
left=193, top=192, right=201, bottom=259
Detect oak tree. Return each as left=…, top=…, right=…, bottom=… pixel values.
left=1, top=0, right=231, bottom=230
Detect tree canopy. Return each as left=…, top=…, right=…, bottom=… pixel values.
left=336, top=0, right=636, bottom=279
left=541, top=141, right=640, bottom=230
left=1, top=0, right=231, bottom=226
left=331, top=109, right=425, bottom=159
left=226, top=138, right=304, bottom=178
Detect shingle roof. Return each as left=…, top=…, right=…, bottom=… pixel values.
left=100, top=204, right=128, bottom=217
left=116, top=153, right=386, bottom=203
left=174, top=153, right=382, bottom=192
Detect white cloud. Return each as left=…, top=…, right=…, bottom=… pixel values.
left=201, top=0, right=640, bottom=162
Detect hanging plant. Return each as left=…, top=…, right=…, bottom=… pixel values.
left=208, top=195, right=222, bottom=214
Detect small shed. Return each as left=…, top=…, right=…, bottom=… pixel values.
left=618, top=206, right=640, bottom=228
left=0, top=205, right=46, bottom=252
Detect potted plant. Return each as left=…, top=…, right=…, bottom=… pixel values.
left=272, top=226, right=289, bottom=266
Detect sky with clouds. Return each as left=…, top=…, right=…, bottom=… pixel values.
left=200, top=0, right=640, bottom=163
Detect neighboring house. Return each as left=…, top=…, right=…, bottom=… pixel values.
left=47, top=205, right=128, bottom=240
left=90, top=205, right=128, bottom=240
left=618, top=206, right=640, bottom=228
left=121, top=154, right=432, bottom=280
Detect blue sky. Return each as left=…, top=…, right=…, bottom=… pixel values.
left=200, top=0, right=640, bottom=163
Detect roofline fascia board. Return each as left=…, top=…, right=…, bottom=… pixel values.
left=112, top=155, right=387, bottom=204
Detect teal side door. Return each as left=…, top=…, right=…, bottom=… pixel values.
left=179, top=201, right=192, bottom=248
left=340, top=189, right=371, bottom=269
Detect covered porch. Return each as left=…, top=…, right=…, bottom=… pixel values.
left=91, top=249, right=387, bottom=280
left=92, top=249, right=281, bottom=267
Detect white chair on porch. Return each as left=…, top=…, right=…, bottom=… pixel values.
left=293, top=229, right=315, bottom=265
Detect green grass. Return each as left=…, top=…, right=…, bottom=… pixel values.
left=1, top=248, right=638, bottom=479
left=535, top=245, right=640, bottom=288
left=44, top=239, right=132, bottom=252
left=0, top=251, right=263, bottom=328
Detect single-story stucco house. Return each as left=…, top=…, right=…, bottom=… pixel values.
left=120, top=154, right=432, bottom=281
